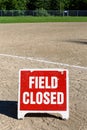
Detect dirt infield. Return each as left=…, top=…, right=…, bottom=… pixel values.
left=0, top=23, right=87, bottom=130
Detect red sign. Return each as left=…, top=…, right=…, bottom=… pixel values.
left=18, top=69, right=69, bottom=119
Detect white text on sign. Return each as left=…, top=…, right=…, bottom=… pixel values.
left=29, top=76, right=58, bottom=89
left=23, top=92, right=64, bottom=105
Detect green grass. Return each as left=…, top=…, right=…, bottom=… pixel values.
left=0, top=16, right=87, bottom=23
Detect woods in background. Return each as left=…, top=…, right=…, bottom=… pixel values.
left=0, top=0, right=87, bottom=10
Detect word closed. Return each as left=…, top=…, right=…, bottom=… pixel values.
left=18, top=69, right=69, bottom=120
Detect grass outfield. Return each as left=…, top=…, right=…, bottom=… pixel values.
left=0, top=16, right=87, bottom=23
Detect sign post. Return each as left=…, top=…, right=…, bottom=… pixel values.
left=18, top=69, right=69, bottom=120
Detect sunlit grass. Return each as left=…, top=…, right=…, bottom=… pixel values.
left=0, top=16, right=87, bottom=23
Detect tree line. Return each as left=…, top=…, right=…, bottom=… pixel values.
left=0, top=0, right=87, bottom=10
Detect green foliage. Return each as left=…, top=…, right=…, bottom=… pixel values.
left=63, top=0, right=70, bottom=10
left=69, top=0, right=87, bottom=10
left=27, top=0, right=50, bottom=10
left=0, top=0, right=27, bottom=10
left=35, top=8, right=49, bottom=16
left=36, top=0, right=44, bottom=9
left=49, top=0, right=60, bottom=10
left=27, top=0, right=37, bottom=10
left=14, top=0, right=27, bottom=10
left=0, top=0, right=87, bottom=11
left=36, top=0, right=51, bottom=10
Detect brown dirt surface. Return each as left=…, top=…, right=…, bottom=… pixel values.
left=0, top=22, right=87, bottom=130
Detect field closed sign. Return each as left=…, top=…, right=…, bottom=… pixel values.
left=18, top=69, right=69, bottom=120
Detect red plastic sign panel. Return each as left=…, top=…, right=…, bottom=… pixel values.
left=18, top=69, right=69, bottom=119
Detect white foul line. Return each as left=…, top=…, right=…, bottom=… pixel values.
left=0, top=53, right=87, bottom=70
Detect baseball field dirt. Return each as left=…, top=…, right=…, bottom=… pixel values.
left=0, top=23, right=87, bottom=130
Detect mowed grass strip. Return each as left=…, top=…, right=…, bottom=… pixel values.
left=0, top=16, right=87, bottom=23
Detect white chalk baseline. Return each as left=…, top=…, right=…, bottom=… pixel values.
left=0, top=53, right=87, bottom=70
